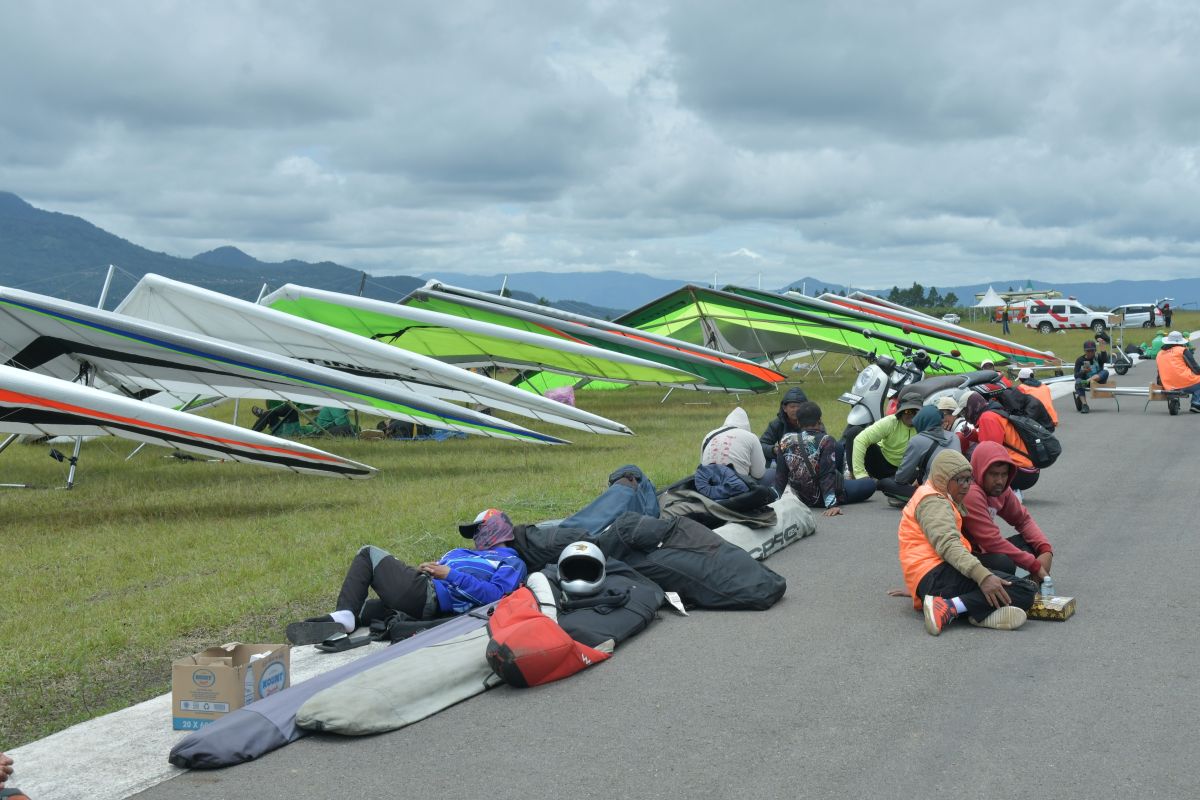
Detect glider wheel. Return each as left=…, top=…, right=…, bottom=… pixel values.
left=1168, top=397, right=1180, bottom=416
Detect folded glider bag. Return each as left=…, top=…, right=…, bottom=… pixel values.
left=295, top=628, right=500, bottom=736
left=712, top=489, right=817, bottom=562
left=168, top=610, right=490, bottom=769
left=540, top=560, right=664, bottom=647
left=598, top=513, right=788, bottom=611
left=485, top=587, right=611, bottom=688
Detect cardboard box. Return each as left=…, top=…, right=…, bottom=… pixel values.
left=1029, top=594, right=1076, bottom=621
left=172, top=642, right=290, bottom=731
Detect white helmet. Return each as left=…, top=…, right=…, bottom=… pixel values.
left=557, top=541, right=606, bottom=597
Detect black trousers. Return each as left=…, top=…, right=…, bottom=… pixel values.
left=916, top=554, right=1037, bottom=623
left=334, top=545, right=434, bottom=623
left=877, top=477, right=916, bottom=501
left=863, top=444, right=898, bottom=481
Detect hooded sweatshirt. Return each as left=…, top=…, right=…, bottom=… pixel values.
left=702, top=407, right=766, bottom=480
left=960, top=442, right=1053, bottom=574
left=897, top=450, right=992, bottom=604
left=894, top=405, right=962, bottom=486
left=758, top=387, right=809, bottom=461
left=851, top=413, right=916, bottom=478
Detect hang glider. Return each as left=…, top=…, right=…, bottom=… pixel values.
left=253, top=282, right=695, bottom=390
left=401, top=281, right=786, bottom=393
left=0, top=285, right=565, bottom=444
left=0, top=365, right=376, bottom=479
left=116, top=275, right=632, bottom=436
left=615, top=284, right=991, bottom=371
left=827, top=292, right=1060, bottom=365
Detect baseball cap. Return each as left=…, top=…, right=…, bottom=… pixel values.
left=1083, top=339, right=1096, bottom=350
left=935, top=396, right=958, bottom=412
left=1017, top=368, right=1034, bottom=380
left=896, top=396, right=923, bottom=414
left=458, top=508, right=515, bottom=548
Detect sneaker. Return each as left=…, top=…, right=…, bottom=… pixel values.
left=923, top=595, right=957, bottom=636
left=968, top=606, right=1027, bottom=631
left=887, top=495, right=907, bottom=509
left=1190, top=406, right=1200, bottom=414
left=1073, top=394, right=1084, bottom=412
left=286, top=616, right=345, bottom=645
left=1080, top=402, right=1090, bottom=414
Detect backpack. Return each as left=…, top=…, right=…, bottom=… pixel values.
left=997, top=387, right=1055, bottom=432
left=779, top=433, right=841, bottom=508
left=989, top=407, right=1062, bottom=468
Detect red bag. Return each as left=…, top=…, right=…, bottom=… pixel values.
left=485, top=587, right=610, bottom=688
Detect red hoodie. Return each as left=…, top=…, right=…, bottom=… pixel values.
left=961, top=441, right=1053, bottom=574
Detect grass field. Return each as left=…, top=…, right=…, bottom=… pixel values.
left=1, top=314, right=1193, bottom=747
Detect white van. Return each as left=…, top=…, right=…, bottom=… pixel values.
left=1108, top=303, right=1162, bottom=328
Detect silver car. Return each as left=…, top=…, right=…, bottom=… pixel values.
left=1108, top=303, right=1162, bottom=328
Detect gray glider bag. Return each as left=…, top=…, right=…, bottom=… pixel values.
left=713, top=489, right=816, bottom=561
left=168, top=609, right=490, bottom=769
left=657, top=480, right=778, bottom=529
left=540, top=559, right=664, bottom=648
left=597, top=513, right=787, bottom=611
left=295, top=627, right=500, bottom=736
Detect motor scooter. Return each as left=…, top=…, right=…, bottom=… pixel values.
left=837, top=348, right=999, bottom=456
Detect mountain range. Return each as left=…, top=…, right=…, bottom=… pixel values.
left=1, top=191, right=1196, bottom=314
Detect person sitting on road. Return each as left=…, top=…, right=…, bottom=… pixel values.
left=878, top=402, right=963, bottom=508
left=957, top=393, right=1041, bottom=493
left=286, top=508, right=527, bottom=645
left=758, top=386, right=810, bottom=464
left=701, top=407, right=767, bottom=485
left=850, top=395, right=920, bottom=482
left=1072, top=339, right=1110, bottom=414
left=1015, top=367, right=1059, bottom=428
left=962, top=442, right=1055, bottom=588
left=774, top=401, right=875, bottom=516
left=897, top=450, right=1037, bottom=636
left=1155, top=331, right=1200, bottom=413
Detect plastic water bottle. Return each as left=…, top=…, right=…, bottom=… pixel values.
left=1041, top=575, right=1055, bottom=598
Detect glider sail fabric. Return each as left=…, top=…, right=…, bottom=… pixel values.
left=401, top=281, right=786, bottom=393
left=117, top=275, right=632, bottom=436
left=0, top=285, right=565, bottom=444
left=618, top=285, right=987, bottom=371
left=258, top=283, right=698, bottom=389
left=0, top=365, right=376, bottom=478
left=828, top=292, right=1060, bottom=365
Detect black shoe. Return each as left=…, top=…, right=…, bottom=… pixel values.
left=1073, top=395, right=1084, bottom=412
left=1190, top=406, right=1200, bottom=414
left=1080, top=403, right=1090, bottom=414
left=286, top=616, right=345, bottom=645
left=252, top=406, right=266, bottom=418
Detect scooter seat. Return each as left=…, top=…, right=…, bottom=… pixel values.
left=900, top=374, right=969, bottom=401
left=960, top=369, right=1001, bottom=387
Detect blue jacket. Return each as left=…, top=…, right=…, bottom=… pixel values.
left=432, top=546, right=527, bottom=614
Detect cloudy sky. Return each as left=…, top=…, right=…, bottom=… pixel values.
left=3, top=1, right=1199, bottom=289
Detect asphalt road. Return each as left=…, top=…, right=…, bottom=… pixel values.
left=135, top=360, right=1200, bottom=800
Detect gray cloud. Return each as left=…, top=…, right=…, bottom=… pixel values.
left=2, top=0, right=1199, bottom=292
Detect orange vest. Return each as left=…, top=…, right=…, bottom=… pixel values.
left=1156, top=347, right=1198, bottom=391
left=1017, top=382, right=1058, bottom=427
left=897, top=483, right=969, bottom=609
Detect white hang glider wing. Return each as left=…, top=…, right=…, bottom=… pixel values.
left=0, top=365, right=376, bottom=478
left=0, top=285, right=566, bottom=444
left=115, top=275, right=633, bottom=436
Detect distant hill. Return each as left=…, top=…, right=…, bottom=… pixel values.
left=0, top=192, right=422, bottom=306
left=421, top=270, right=687, bottom=312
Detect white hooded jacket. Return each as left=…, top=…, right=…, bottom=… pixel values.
left=700, top=407, right=766, bottom=480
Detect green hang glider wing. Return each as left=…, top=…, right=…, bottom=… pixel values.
left=401, top=282, right=786, bottom=393
left=617, top=285, right=994, bottom=371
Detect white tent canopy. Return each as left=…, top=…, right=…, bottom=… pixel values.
left=975, top=286, right=1007, bottom=308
